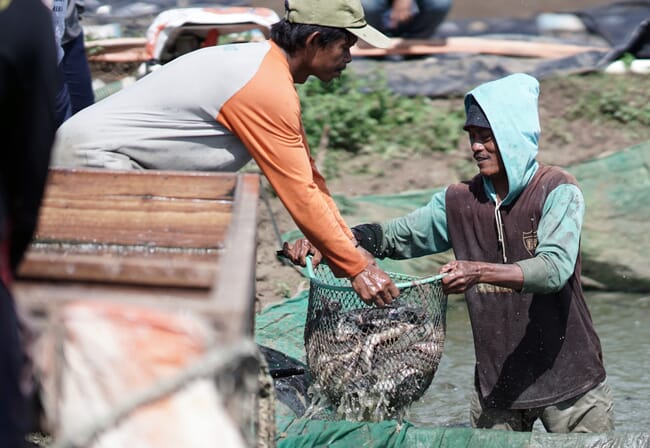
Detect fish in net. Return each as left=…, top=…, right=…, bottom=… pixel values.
left=304, top=262, right=448, bottom=421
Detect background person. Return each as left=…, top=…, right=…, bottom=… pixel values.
left=50, top=0, right=94, bottom=126
left=287, top=73, right=614, bottom=432
left=51, top=0, right=400, bottom=306
left=50, top=0, right=73, bottom=126
left=361, top=0, right=452, bottom=39
left=61, top=0, right=94, bottom=115
left=0, top=0, right=59, bottom=445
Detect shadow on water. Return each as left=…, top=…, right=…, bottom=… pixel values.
left=406, top=291, right=650, bottom=432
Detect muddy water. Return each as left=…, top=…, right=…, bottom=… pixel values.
left=407, top=292, right=650, bottom=432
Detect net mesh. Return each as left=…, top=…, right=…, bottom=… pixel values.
left=304, top=263, right=448, bottom=421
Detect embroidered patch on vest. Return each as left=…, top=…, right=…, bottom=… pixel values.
left=475, top=283, right=515, bottom=294
left=522, top=230, right=538, bottom=256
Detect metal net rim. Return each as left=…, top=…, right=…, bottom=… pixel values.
left=306, top=258, right=446, bottom=292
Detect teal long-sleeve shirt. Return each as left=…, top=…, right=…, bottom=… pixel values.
left=379, top=183, right=584, bottom=294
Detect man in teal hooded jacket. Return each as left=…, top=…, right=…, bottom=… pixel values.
left=285, top=73, right=614, bottom=432
left=359, top=73, right=614, bottom=432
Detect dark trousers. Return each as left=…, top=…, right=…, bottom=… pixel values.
left=362, top=0, right=452, bottom=38
left=0, top=282, right=28, bottom=448
left=61, top=31, right=95, bottom=116
left=55, top=65, right=72, bottom=128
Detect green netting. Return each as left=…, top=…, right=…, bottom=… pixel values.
left=277, top=420, right=650, bottom=448
left=304, top=262, right=447, bottom=421
left=566, top=142, right=650, bottom=291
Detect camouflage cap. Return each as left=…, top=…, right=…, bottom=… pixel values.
left=284, top=0, right=391, bottom=48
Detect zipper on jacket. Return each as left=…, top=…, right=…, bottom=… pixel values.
left=494, top=201, right=508, bottom=263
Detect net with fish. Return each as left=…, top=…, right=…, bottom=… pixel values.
left=304, top=261, right=448, bottom=421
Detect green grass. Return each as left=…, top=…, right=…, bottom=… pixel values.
left=295, top=71, right=650, bottom=180
left=555, top=73, right=650, bottom=126
left=298, top=73, right=465, bottom=159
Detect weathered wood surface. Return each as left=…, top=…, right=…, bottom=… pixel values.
left=211, top=173, right=260, bottom=338
left=34, top=204, right=231, bottom=248
left=351, top=37, right=608, bottom=59
left=42, top=168, right=238, bottom=199
left=17, top=167, right=260, bottom=312
left=86, top=37, right=149, bottom=63
left=17, top=168, right=253, bottom=287
left=85, top=36, right=608, bottom=64
left=20, top=252, right=218, bottom=289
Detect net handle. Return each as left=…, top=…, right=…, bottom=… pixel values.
left=305, top=255, right=446, bottom=291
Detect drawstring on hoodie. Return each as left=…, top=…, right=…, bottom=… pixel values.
left=494, top=200, right=508, bottom=263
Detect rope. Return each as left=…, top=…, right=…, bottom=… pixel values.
left=259, top=177, right=285, bottom=252
left=258, top=176, right=305, bottom=276
left=255, top=352, right=277, bottom=448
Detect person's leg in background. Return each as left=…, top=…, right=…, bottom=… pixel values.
left=61, top=29, right=94, bottom=114
left=55, top=64, right=72, bottom=127
left=361, top=0, right=394, bottom=36
left=397, top=0, right=452, bottom=38
left=361, top=0, right=452, bottom=38
left=0, top=281, right=29, bottom=448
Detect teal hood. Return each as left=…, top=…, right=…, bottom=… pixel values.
left=464, top=73, right=540, bottom=206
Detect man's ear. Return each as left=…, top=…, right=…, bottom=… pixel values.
left=305, top=31, right=321, bottom=49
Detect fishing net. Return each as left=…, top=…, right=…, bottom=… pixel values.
left=304, top=262, right=447, bottom=421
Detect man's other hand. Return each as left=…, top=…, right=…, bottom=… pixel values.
left=351, top=262, right=399, bottom=307
left=281, top=238, right=322, bottom=268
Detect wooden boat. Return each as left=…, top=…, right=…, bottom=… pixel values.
left=14, top=168, right=271, bottom=448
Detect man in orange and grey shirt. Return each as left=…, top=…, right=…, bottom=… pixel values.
left=51, top=0, right=400, bottom=306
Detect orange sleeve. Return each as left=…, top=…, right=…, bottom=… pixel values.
left=303, top=127, right=354, bottom=241
left=217, top=45, right=365, bottom=277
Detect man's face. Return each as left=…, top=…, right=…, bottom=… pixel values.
left=307, top=36, right=355, bottom=82
left=466, top=126, right=505, bottom=179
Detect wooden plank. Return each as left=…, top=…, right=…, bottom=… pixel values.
left=351, top=37, right=608, bottom=59
left=45, top=168, right=238, bottom=200
left=33, top=169, right=238, bottom=248
left=34, top=207, right=231, bottom=248
left=88, top=48, right=150, bottom=63
left=86, top=37, right=148, bottom=50
left=86, top=37, right=150, bottom=63
left=17, top=169, right=249, bottom=285
left=19, top=251, right=219, bottom=288
left=14, top=281, right=213, bottom=309
left=40, top=196, right=233, bottom=214
left=211, top=173, right=260, bottom=341
left=84, top=36, right=608, bottom=64
left=26, top=243, right=220, bottom=259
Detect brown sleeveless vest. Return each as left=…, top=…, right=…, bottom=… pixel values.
left=445, top=164, right=605, bottom=409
